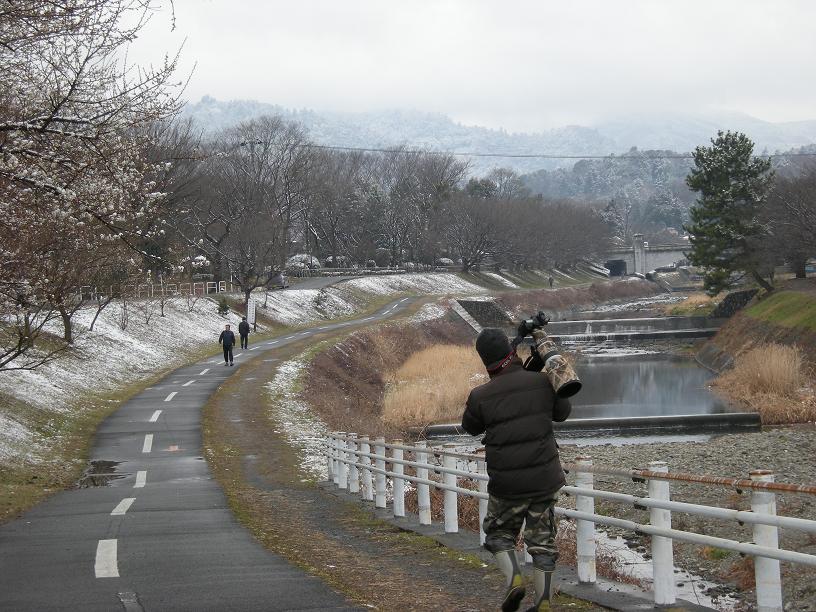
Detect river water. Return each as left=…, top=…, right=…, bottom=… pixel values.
left=570, top=355, right=728, bottom=419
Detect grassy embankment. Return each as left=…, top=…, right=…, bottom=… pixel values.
left=711, top=290, right=816, bottom=424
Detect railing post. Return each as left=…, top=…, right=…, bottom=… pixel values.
left=442, top=444, right=458, bottom=533
left=416, top=441, right=432, bottom=525
left=348, top=434, right=359, bottom=494
left=326, top=434, right=334, bottom=483
left=478, top=458, right=488, bottom=545
left=392, top=441, right=405, bottom=518
left=338, top=435, right=349, bottom=490
left=360, top=436, right=373, bottom=501
left=750, top=470, right=783, bottom=612
left=575, top=456, right=597, bottom=584
left=332, top=432, right=340, bottom=486
left=374, top=437, right=387, bottom=509
left=648, top=461, right=675, bottom=606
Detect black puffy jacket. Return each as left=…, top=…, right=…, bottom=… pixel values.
left=461, top=361, right=571, bottom=499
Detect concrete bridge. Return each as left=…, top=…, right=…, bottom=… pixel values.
left=604, top=234, right=689, bottom=276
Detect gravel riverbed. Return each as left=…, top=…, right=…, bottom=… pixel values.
left=558, top=426, right=816, bottom=611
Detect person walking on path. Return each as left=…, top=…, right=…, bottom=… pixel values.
left=461, top=328, right=571, bottom=612
left=219, top=324, right=236, bottom=366
left=548, top=276, right=554, bottom=289
left=238, top=317, right=250, bottom=349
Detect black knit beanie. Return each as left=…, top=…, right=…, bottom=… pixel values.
left=475, top=328, right=513, bottom=371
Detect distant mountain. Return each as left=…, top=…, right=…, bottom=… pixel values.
left=181, top=96, right=816, bottom=176
left=592, top=111, right=816, bottom=155
left=182, top=96, right=616, bottom=175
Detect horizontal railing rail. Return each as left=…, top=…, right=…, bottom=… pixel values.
left=324, top=432, right=816, bottom=611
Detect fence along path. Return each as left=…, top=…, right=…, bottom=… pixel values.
left=324, top=433, right=816, bottom=612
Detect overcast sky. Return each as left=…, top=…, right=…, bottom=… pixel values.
left=132, top=0, right=816, bottom=132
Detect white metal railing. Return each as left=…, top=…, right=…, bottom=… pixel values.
left=324, top=432, right=816, bottom=612
left=75, top=281, right=230, bottom=301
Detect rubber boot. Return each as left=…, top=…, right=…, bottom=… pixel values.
left=493, top=549, right=525, bottom=612
left=526, top=568, right=553, bottom=611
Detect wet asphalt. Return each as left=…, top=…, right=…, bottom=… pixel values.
left=0, top=297, right=413, bottom=612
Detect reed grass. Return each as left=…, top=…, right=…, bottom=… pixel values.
left=714, top=343, right=816, bottom=424
left=382, top=345, right=486, bottom=427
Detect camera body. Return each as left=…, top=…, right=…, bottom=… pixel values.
left=512, top=311, right=582, bottom=399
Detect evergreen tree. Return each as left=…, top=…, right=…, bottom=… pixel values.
left=685, top=131, right=774, bottom=294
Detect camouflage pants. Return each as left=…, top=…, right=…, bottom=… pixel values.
left=483, top=493, right=559, bottom=570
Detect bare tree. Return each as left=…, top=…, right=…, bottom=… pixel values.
left=0, top=0, right=182, bottom=370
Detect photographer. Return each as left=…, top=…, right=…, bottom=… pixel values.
left=462, top=327, right=571, bottom=612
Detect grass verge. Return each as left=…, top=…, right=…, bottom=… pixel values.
left=746, top=291, right=816, bottom=332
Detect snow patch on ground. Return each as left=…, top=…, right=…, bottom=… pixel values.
left=341, top=273, right=486, bottom=296
left=264, top=356, right=330, bottom=481
left=257, top=288, right=357, bottom=325
left=482, top=272, right=519, bottom=288
left=593, top=529, right=739, bottom=611
left=579, top=294, right=683, bottom=314
left=410, top=302, right=449, bottom=323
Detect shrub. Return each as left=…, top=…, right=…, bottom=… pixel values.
left=217, top=297, right=230, bottom=316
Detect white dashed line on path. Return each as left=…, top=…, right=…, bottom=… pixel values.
left=249, top=347, right=258, bottom=351
left=164, top=392, right=177, bottom=402
left=134, top=471, right=147, bottom=488
left=111, top=498, right=135, bottom=516
left=182, top=380, right=195, bottom=387
left=95, top=539, right=119, bottom=578
left=142, top=434, right=153, bottom=454
left=149, top=410, right=162, bottom=423
left=199, top=368, right=210, bottom=375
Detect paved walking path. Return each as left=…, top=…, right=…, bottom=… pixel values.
left=0, top=298, right=413, bottom=612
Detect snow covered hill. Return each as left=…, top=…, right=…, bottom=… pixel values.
left=182, top=96, right=816, bottom=176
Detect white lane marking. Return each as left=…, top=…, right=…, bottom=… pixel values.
left=134, top=471, right=147, bottom=488
left=149, top=410, right=162, bottom=423
left=164, top=392, right=177, bottom=402
left=249, top=347, right=258, bottom=351
left=245, top=377, right=257, bottom=381
left=182, top=380, right=195, bottom=387
left=199, top=368, right=210, bottom=375
left=95, top=539, right=119, bottom=578
left=210, top=360, right=220, bottom=364
left=111, top=498, right=135, bottom=516
left=142, top=434, right=153, bottom=453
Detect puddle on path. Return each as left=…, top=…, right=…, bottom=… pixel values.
left=75, top=460, right=125, bottom=488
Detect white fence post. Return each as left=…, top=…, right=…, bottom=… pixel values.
left=332, top=432, right=340, bottom=486
left=648, top=461, right=675, bottom=606
left=326, top=434, right=335, bottom=483
left=374, top=437, right=387, bottom=509
left=360, top=436, right=373, bottom=501
left=750, top=470, right=783, bottom=612
left=478, top=458, right=488, bottom=545
left=416, top=441, right=432, bottom=525
left=348, top=434, right=359, bottom=494
left=575, top=456, right=597, bottom=584
left=443, top=444, right=458, bottom=533
left=392, top=441, right=405, bottom=518
left=338, top=435, right=349, bottom=490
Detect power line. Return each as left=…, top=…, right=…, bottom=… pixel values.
left=301, top=142, right=816, bottom=160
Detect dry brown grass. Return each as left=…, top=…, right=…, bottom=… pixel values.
left=663, top=292, right=721, bottom=316
left=713, top=343, right=816, bottom=424
left=303, top=318, right=473, bottom=437
left=498, top=279, right=661, bottom=318
left=382, top=345, right=486, bottom=427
